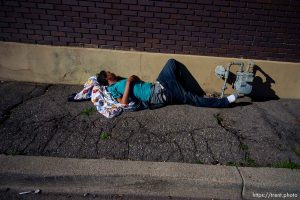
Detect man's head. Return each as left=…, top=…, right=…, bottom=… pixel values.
left=97, top=70, right=117, bottom=86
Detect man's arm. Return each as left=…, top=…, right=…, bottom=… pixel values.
left=117, top=75, right=140, bottom=105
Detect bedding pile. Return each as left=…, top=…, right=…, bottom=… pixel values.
left=72, top=76, right=141, bottom=118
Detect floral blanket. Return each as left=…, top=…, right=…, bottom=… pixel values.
left=74, top=76, right=140, bottom=118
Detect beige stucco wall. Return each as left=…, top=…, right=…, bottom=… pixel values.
left=0, top=41, right=299, bottom=98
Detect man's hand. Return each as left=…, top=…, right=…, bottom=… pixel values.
left=118, top=78, right=134, bottom=106
left=116, top=75, right=141, bottom=106
left=127, top=75, right=140, bottom=83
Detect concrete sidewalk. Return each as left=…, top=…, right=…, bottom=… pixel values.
left=0, top=155, right=299, bottom=199
left=0, top=81, right=300, bottom=167
left=0, top=81, right=300, bottom=199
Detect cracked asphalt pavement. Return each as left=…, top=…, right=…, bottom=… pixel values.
left=0, top=81, right=300, bottom=167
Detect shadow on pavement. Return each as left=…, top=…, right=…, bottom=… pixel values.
left=229, top=102, right=253, bottom=108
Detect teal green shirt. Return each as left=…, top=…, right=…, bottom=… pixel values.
left=107, top=79, right=152, bottom=102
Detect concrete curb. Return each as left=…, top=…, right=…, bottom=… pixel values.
left=239, top=167, right=300, bottom=199
left=0, top=155, right=299, bottom=199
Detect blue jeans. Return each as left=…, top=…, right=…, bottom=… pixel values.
left=156, top=59, right=229, bottom=108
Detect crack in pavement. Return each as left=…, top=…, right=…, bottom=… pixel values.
left=116, top=116, right=227, bottom=163
left=204, top=137, right=216, bottom=162
left=190, top=132, right=198, bottom=161
left=173, top=140, right=184, bottom=162
left=2, top=82, right=299, bottom=167
left=40, top=114, right=69, bottom=155
left=40, top=123, right=59, bottom=155
left=193, top=132, right=218, bottom=164
left=0, top=84, right=53, bottom=125
left=252, top=104, right=300, bottom=156
left=54, top=114, right=83, bottom=154
left=95, top=128, right=103, bottom=156
left=166, top=148, right=177, bottom=162
left=74, top=114, right=102, bottom=157
left=112, top=117, right=140, bottom=143
left=5, top=114, right=69, bottom=155
left=253, top=104, right=293, bottom=142
left=15, top=130, right=29, bottom=152
left=77, top=123, right=90, bottom=156
left=214, top=112, right=246, bottom=157
left=236, top=166, right=245, bottom=199
left=126, top=142, right=130, bottom=159
left=17, top=125, right=40, bottom=154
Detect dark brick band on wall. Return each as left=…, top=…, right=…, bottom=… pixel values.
left=0, top=0, right=299, bottom=62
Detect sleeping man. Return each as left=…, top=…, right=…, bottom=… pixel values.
left=96, top=59, right=239, bottom=110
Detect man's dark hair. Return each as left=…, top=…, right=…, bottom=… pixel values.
left=97, top=70, right=109, bottom=86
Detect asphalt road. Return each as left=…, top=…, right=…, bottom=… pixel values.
left=0, top=191, right=190, bottom=200
left=0, top=81, right=300, bottom=167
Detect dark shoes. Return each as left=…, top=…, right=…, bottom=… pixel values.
left=67, top=93, right=91, bottom=102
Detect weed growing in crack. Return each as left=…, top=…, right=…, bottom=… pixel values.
left=244, top=153, right=257, bottom=167
left=278, top=143, right=286, bottom=151
left=291, top=146, right=300, bottom=157
left=239, top=143, right=249, bottom=151
left=196, top=160, right=203, bottom=164
left=81, top=107, right=97, bottom=116
left=273, top=160, right=300, bottom=169
left=100, top=132, right=110, bottom=140
left=238, top=143, right=257, bottom=167
left=226, top=161, right=240, bottom=167
left=213, top=113, right=223, bottom=125
left=11, top=150, right=26, bottom=156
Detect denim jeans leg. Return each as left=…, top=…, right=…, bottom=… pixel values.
left=156, top=58, right=178, bottom=83
left=182, top=89, right=230, bottom=107
left=156, top=59, right=229, bottom=108
left=156, top=59, right=183, bottom=104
